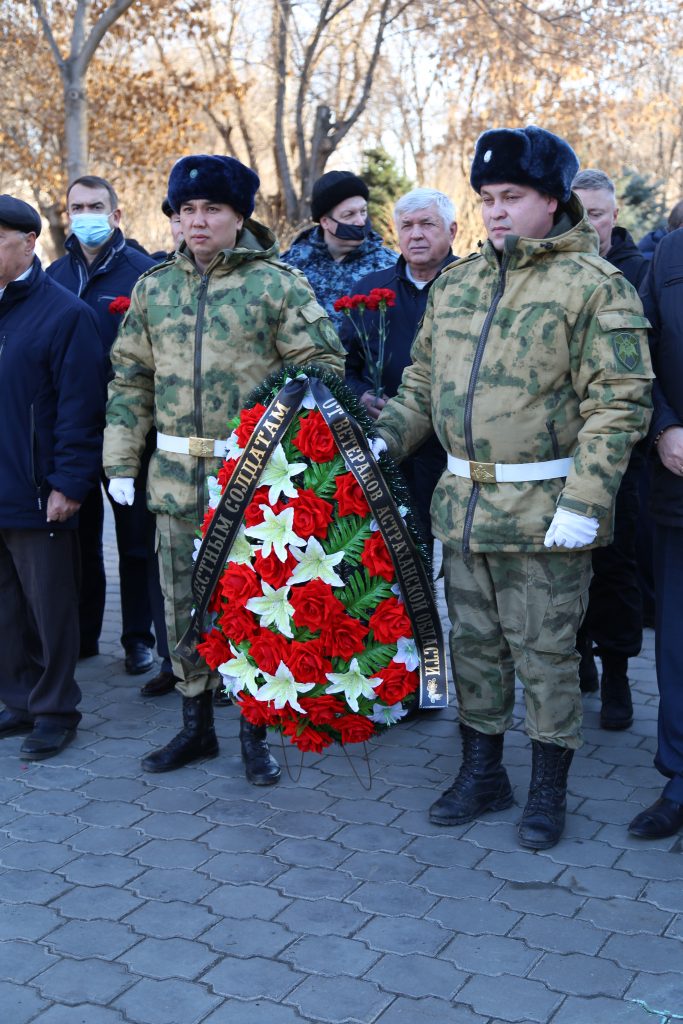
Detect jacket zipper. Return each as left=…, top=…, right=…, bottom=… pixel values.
left=194, top=274, right=209, bottom=524
left=546, top=419, right=560, bottom=459
left=461, top=252, right=510, bottom=562
left=29, top=403, right=42, bottom=509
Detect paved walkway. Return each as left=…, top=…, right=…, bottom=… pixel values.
left=2, top=502, right=682, bottom=1024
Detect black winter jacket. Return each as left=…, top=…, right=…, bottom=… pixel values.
left=607, top=227, right=648, bottom=290
left=639, top=228, right=683, bottom=525
left=0, top=259, right=105, bottom=529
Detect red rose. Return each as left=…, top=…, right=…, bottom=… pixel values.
left=218, top=605, right=259, bottom=643
left=290, top=579, right=345, bottom=631
left=108, top=296, right=130, bottom=315
left=253, top=548, right=298, bottom=589
left=244, top=487, right=286, bottom=527
left=290, top=489, right=333, bottom=539
left=281, top=718, right=334, bottom=754
left=292, top=411, right=338, bottom=463
left=334, top=472, right=369, bottom=517
left=336, top=714, right=376, bottom=744
left=369, top=597, right=412, bottom=644
left=219, top=562, right=261, bottom=607
left=235, top=403, right=267, bottom=447
left=200, top=509, right=215, bottom=535
left=284, top=640, right=332, bottom=684
left=250, top=629, right=289, bottom=675
left=237, top=694, right=279, bottom=727
left=361, top=531, right=395, bottom=581
left=299, top=693, right=346, bottom=724
left=217, top=458, right=239, bottom=489
left=320, top=613, right=369, bottom=660
left=373, top=661, right=418, bottom=704
left=208, top=585, right=223, bottom=614
left=197, top=629, right=233, bottom=670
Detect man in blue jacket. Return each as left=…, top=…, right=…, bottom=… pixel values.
left=0, top=195, right=104, bottom=759
left=47, top=176, right=174, bottom=692
left=629, top=227, right=683, bottom=839
left=342, top=187, right=457, bottom=550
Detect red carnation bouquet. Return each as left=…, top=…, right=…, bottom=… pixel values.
left=333, top=287, right=396, bottom=399
left=195, top=375, right=422, bottom=754
left=108, top=296, right=131, bottom=315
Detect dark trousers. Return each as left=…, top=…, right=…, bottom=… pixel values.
left=653, top=523, right=683, bottom=803
left=581, top=451, right=643, bottom=658
left=0, top=529, right=82, bottom=727
left=400, top=438, right=447, bottom=560
left=147, top=511, right=172, bottom=673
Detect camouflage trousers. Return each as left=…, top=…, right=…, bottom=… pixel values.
left=155, top=514, right=217, bottom=697
left=443, top=546, right=592, bottom=749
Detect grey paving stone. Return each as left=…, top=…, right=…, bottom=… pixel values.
left=271, top=836, right=351, bottom=870
left=10, top=789, right=89, bottom=814
left=0, top=979, right=48, bottom=1024
left=280, top=933, right=381, bottom=976
left=356, top=915, right=450, bottom=956
left=0, top=868, right=71, bottom=905
left=624, top=972, right=683, bottom=1017
left=19, top=765, right=88, bottom=791
left=478, top=850, right=564, bottom=884
left=549, top=995, right=662, bottom=1024
left=615, top=847, right=683, bottom=881
left=202, top=882, right=292, bottom=920
left=201, top=823, right=281, bottom=853
left=128, top=866, right=218, bottom=902
left=285, top=973, right=393, bottom=1023
left=457, top=973, right=563, bottom=1023
left=33, top=957, right=133, bottom=1005
left=275, top=866, right=358, bottom=900
left=72, top=800, right=148, bottom=827
left=202, top=915, right=296, bottom=957
left=341, top=849, right=421, bottom=883
left=569, top=775, right=633, bottom=801
left=130, top=838, right=212, bottom=870
left=406, top=833, right=488, bottom=868
left=4, top=813, right=85, bottom=843
left=199, top=851, right=286, bottom=883
left=600, top=931, right=683, bottom=973
left=416, top=864, right=503, bottom=900
left=511, top=912, right=608, bottom=955
left=123, top=899, right=219, bottom=939
left=641, top=879, right=683, bottom=913
left=328, top=797, right=401, bottom=825
left=275, top=897, right=371, bottom=937
left=26, top=1006, right=129, bottom=1024
left=134, top=787, right=214, bottom=814
left=44, top=919, right=138, bottom=959
left=443, top=931, right=541, bottom=976
left=493, top=881, right=587, bottom=918
left=200, top=1001, right=307, bottom=1024
left=317, top=773, right=393, bottom=800
left=66, top=825, right=146, bottom=855
left=261, top=809, right=342, bottom=840
left=0, top=938, right=58, bottom=981
left=535, top=837, right=621, bottom=868
left=384, top=785, right=440, bottom=812
left=202, top=954, right=304, bottom=999
left=113, top=977, right=221, bottom=1024
left=53, top=884, right=142, bottom=921
left=576, top=895, right=674, bottom=935
left=577, top=798, right=641, bottom=826
left=666, top=913, right=683, bottom=939
left=425, top=894, right=521, bottom=936
left=58, top=852, right=143, bottom=887
left=375, top=996, right=488, bottom=1024
left=367, top=951, right=468, bottom=999
left=255, top=785, right=336, bottom=814
left=117, top=936, right=217, bottom=979
left=345, top=880, right=438, bottom=917
left=75, top=755, right=141, bottom=778
left=0, top=839, right=77, bottom=871
left=0, top=903, right=61, bottom=941
left=135, top=811, right=213, bottom=841
left=196, top=798, right=275, bottom=826
left=556, top=865, right=646, bottom=900
left=529, top=951, right=634, bottom=998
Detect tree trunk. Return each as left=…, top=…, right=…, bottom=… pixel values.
left=63, top=60, right=89, bottom=184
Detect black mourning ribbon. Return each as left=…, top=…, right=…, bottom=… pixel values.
left=176, top=374, right=448, bottom=710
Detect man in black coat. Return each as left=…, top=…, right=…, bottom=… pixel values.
left=629, top=227, right=683, bottom=838
left=341, top=187, right=457, bottom=550
left=47, top=176, right=175, bottom=692
left=0, top=196, right=104, bottom=759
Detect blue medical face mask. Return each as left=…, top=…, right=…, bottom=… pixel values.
left=70, top=213, right=114, bottom=247
left=329, top=216, right=371, bottom=242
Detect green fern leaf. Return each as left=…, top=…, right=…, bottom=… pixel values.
left=323, top=515, right=371, bottom=563
left=338, top=569, right=393, bottom=618
left=354, top=641, right=397, bottom=676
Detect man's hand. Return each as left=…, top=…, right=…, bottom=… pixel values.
left=108, top=478, right=135, bottom=506
left=360, top=390, right=387, bottom=421
left=544, top=508, right=599, bottom=549
left=656, top=426, right=683, bottom=477
left=46, top=490, right=81, bottom=523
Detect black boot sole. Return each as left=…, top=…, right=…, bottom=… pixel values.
left=430, top=791, right=514, bottom=826
left=518, top=828, right=562, bottom=851
left=141, top=747, right=219, bottom=773
left=600, top=715, right=634, bottom=731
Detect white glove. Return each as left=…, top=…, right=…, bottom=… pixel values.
left=370, top=437, right=388, bottom=459
left=108, top=478, right=135, bottom=506
left=544, top=508, right=599, bottom=549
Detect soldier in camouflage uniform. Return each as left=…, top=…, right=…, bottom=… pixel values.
left=376, top=127, right=653, bottom=849
left=104, top=154, right=345, bottom=783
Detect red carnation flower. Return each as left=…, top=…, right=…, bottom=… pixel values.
left=290, top=579, right=345, bottom=631
left=320, top=612, right=369, bottom=660
left=350, top=294, right=368, bottom=309
left=361, top=531, right=395, bottom=582
left=289, top=488, right=333, bottom=539
left=284, top=639, right=332, bottom=684
left=197, top=629, right=233, bottom=670
left=334, top=472, right=369, bottom=518
left=108, top=296, right=130, bottom=315
left=373, top=661, right=418, bottom=704
left=369, top=287, right=396, bottom=308
left=235, top=404, right=267, bottom=447
left=369, top=596, right=412, bottom=644
left=253, top=547, right=298, bottom=589
left=299, top=693, right=347, bottom=724
left=292, top=411, right=338, bottom=463
left=219, top=562, right=261, bottom=607
left=250, top=629, right=289, bottom=675
left=333, top=295, right=354, bottom=313
left=336, top=713, right=376, bottom=744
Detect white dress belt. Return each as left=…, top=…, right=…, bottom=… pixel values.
left=447, top=453, right=572, bottom=484
left=157, top=432, right=228, bottom=459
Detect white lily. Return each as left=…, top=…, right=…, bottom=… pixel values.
left=206, top=475, right=222, bottom=510
left=370, top=701, right=408, bottom=726
left=259, top=444, right=307, bottom=503
left=244, top=506, right=304, bottom=561
left=192, top=537, right=203, bottom=563
left=226, top=526, right=254, bottom=566
left=218, top=645, right=260, bottom=696
left=255, top=661, right=315, bottom=714
left=245, top=581, right=294, bottom=637
left=325, top=658, right=382, bottom=713
left=287, top=536, right=344, bottom=587
left=224, top=431, right=244, bottom=460
left=393, top=636, right=419, bottom=672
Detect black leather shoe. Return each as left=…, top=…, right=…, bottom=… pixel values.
left=125, top=642, right=155, bottom=676
left=599, top=654, right=633, bottom=730
left=142, top=693, right=219, bottom=773
left=79, top=641, right=99, bottom=660
left=240, top=718, right=281, bottom=785
left=0, top=709, right=33, bottom=737
left=429, top=724, right=513, bottom=825
left=628, top=797, right=683, bottom=839
left=140, top=671, right=179, bottom=698
left=20, top=724, right=76, bottom=761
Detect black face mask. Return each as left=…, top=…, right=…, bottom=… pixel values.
left=329, top=216, right=371, bottom=242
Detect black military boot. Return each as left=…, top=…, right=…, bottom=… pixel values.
left=577, top=628, right=598, bottom=694
left=518, top=740, right=574, bottom=850
left=599, top=653, right=633, bottom=731
left=429, top=724, right=513, bottom=825
left=141, top=692, right=219, bottom=773
left=239, top=718, right=281, bottom=786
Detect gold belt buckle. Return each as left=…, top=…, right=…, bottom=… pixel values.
left=469, top=460, right=496, bottom=483
left=188, top=436, right=216, bottom=458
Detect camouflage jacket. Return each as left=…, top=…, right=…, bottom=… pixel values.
left=104, top=220, right=346, bottom=523
left=377, top=197, right=654, bottom=555
left=281, top=225, right=396, bottom=330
